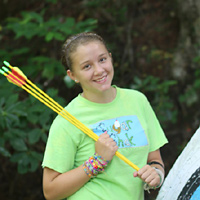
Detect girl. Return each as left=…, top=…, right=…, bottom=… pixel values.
left=42, top=32, right=168, bottom=200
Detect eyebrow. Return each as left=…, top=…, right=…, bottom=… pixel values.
left=80, top=53, right=108, bottom=66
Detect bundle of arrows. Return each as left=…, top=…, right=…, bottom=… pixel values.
left=0, top=61, right=139, bottom=171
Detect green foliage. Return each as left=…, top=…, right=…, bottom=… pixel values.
left=0, top=78, right=57, bottom=173
left=0, top=80, right=67, bottom=173
left=3, top=9, right=97, bottom=81
left=26, top=56, right=65, bottom=79
left=0, top=0, right=199, bottom=198
left=45, top=0, right=58, bottom=4
left=131, top=76, right=178, bottom=126
left=0, top=7, right=97, bottom=174
left=179, top=68, right=200, bottom=106
left=6, top=11, right=97, bottom=42
left=178, top=56, right=200, bottom=107
left=149, top=49, right=173, bottom=61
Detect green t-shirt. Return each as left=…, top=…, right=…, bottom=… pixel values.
left=42, top=86, right=168, bottom=200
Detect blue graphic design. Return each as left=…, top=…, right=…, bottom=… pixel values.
left=90, top=116, right=148, bottom=148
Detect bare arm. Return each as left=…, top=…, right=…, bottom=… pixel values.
left=43, top=165, right=90, bottom=200
left=43, top=132, right=118, bottom=200
left=133, top=149, right=165, bottom=187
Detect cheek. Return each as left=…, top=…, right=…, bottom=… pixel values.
left=108, top=63, right=114, bottom=74
left=104, top=60, right=113, bottom=71
left=79, top=72, right=92, bottom=82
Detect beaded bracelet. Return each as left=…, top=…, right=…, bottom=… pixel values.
left=83, top=153, right=109, bottom=178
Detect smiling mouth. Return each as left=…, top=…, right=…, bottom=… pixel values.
left=95, top=75, right=107, bottom=82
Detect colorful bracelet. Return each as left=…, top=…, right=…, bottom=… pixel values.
left=83, top=153, right=109, bottom=178
left=83, top=164, right=93, bottom=178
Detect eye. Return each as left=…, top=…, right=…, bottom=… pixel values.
left=83, top=64, right=91, bottom=70
left=100, top=57, right=107, bottom=62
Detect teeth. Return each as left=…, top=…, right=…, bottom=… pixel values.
left=96, top=76, right=105, bottom=82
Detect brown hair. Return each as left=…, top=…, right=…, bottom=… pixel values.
left=61, top=32, right=108, bottom=71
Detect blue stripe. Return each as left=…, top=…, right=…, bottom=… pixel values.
left=190, top=186, right=200, bottom=200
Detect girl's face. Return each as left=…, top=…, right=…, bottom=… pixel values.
left=67, top=41, right=114, bottom=97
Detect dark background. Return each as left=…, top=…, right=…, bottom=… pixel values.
left=0, top=0, right=200, bottom=199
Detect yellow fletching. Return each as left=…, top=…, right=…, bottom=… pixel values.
left=13, top=67, right=27, bottom=80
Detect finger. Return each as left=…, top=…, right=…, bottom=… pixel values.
left=133, top=171, right=138, bottom=177
left=144, top=175, right=154, bottom=184
left=113, top=145, right=119, bottom=151
left=105, top=137, right=115, bottom=143
left=138, top=166, right=155, bottom=180
left=141, top=169, right=160, bottom=186
left=138, top=164, right=154, bottom=175
left=137, top=166, right=149, bottom=177
left=148, top=176, right=160, bottom=187
left=99, top=132, right=110, bottom=139
left=111, top=140, right=118, bottom=147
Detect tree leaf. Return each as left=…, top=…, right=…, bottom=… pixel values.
left=28, top=128, right=42, bottom=144
left=29, top=156, right=39, bottom=172
left=0, top=147, right=11, bottom=157
left=18, top=162, right=28, bottom=174
left=45, top=32, right=54, bottom=41
left=10, top=138, right=27, bottom=151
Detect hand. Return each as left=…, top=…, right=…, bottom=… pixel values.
left=95, top=132, right=118, bottom=161
left=133, top=165, right=160, bottom=188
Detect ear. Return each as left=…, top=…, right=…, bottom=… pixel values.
left=67, top=70, right=79, bottom=83
left=109, top=52, right=113, bottom=63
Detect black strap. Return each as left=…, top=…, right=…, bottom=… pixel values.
left=148, top=161, right=164, bottom=169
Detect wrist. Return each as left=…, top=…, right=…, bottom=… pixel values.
left=82, top=153, right=109, bottom=178
left=148, top=161, right=164, bottom=169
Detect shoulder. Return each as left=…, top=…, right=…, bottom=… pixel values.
left=49, top=97, right=80, bottom=132
left=64, top=94, right=84, bottom=111
left=117, top=86, right=147, bottom=101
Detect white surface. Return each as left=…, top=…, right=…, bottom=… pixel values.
left=156, top=126, right=200, bottom=200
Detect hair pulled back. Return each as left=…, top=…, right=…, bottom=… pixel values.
left=61, top=32, right=107, bottom=71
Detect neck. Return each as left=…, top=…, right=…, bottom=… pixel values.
left=82, top=87, right=116, bottom=104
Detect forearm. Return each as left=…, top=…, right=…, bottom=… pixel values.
left=146, top=149, right=165, bottom=188
left=148, top=149, right=164, bottom=167
left=43, top=133, right=118, bottom=200
left=43, top=165, right=90, bottom=200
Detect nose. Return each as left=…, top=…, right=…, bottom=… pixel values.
left=93, top=63, right=104, bottom=75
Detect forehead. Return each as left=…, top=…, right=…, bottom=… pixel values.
left=77, top=40, right=106, bottom=52
left=72, top=41, right=108, bottom=60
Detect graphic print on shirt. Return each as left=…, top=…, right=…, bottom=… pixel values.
left=90, top=115, right=148, bottom=149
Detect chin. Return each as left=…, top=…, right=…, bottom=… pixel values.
left=98, top=84, right=112, bottom=92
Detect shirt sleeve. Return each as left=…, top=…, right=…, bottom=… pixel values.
left=42, top=116, right=77, bottom=173
left=142, top=95, right=168, bottom=152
